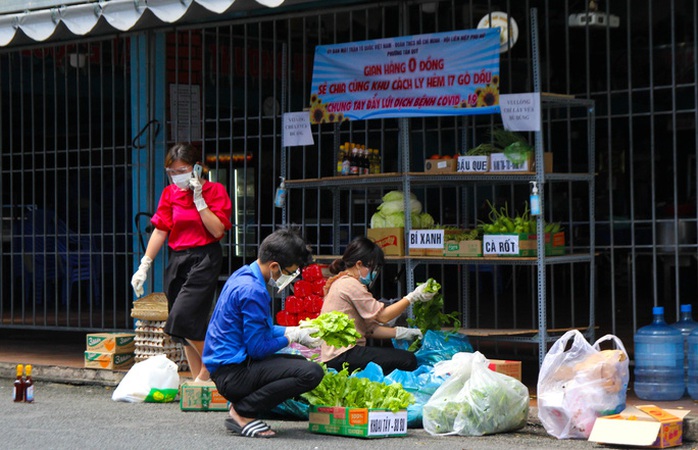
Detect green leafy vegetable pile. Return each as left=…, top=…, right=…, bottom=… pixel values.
left=465, top=128, right=533, bottom=165
left=301, top=364, right=414, bottom=412
left=444, top=227, right=480, bottom=241
left=406, top=278, right=461, bottom=351
left=299, top=311, right=362, bottom=348
left=477, top=200, right=561, bottom=235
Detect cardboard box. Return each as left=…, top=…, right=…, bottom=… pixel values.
left=367, top=227, right=404, bottom=256
left=444, top=239, right=482, bottom=257
left=84, top=351, right=135, bottom=370
left=487, top=359, right=522, bottom=381
left=457, top=155, right=489, bottom=173
left=180, top=381, right=229, bottom=411
left=86, top=332, right=135, bottom=353
left=589, top=405, right=690, bottom=448
left=424, top=158, right=456, bottom=173
left=308, top=405, right=407, bottom=438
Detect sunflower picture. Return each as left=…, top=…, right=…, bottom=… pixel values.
left=476, top=84, right=499, bottom=107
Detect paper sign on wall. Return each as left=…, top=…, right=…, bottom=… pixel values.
left=282, top=112, right=314, bottom=147
left=499, top=93, right=541, bottom=131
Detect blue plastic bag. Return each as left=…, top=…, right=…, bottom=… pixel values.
left=396, top=329, right=473, bottom=367
left=386, top=364, right=449, bottom=428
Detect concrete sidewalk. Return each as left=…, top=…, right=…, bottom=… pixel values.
left=2, top=330, right=698, bottom=443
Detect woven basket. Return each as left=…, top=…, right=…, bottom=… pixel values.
left=131, top=292, right=169, bottom=321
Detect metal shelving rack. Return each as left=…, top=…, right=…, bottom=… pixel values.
left=283, top=8, right=595, bottom=367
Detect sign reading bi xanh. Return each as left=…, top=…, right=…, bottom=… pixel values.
left=409, top=229, right=445, bottom=249
left=309, top=28, right=501, bottom=123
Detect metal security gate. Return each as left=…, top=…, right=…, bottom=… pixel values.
left=0, top=39, right=133, bottom=330
left=0, top=0, right=697, bottom=350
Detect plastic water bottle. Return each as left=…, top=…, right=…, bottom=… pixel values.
left=687, top=328, right=698, bottom=399
left=671, top=304, right=698, bottom=390
left=633, top=306, right=685, bottom=400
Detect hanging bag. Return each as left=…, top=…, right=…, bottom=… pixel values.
left=537, top=330, right=629, bottom=439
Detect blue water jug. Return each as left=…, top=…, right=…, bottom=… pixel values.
left=688, top=328, right=698, bottom=399
left=671, top=304, right=698, bottom=390
left=634, top=306, right=685, bottom=400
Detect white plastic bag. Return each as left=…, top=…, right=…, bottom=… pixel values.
left=112, top=354, right=180, bottom=403
left=423, top=351, right=530, bottom=436
left=537, top=330, right=629, bottom=439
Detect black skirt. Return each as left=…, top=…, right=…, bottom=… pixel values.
left=163, top=241, right=223, bottom=343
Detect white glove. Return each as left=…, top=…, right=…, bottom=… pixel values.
left=189, top=175, right=208, bottom=211
left=405, top=283, right=435, bottom=304
left=284, top=326, right=322, bottom=348
left=130, top=255, right=152, bottom=297
left=395, top=326, right=423, bottom=341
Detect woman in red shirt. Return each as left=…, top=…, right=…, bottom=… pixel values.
left=131, top=143, right=232, bottom=382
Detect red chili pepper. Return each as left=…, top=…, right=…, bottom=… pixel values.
left=302, top=264, right=324, bottom=282
left=312, top=278, right=327, bottom=296
left=293, top=280, right=313, bottom=298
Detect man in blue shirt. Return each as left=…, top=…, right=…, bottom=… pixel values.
left=203, top=228, right=323, bottom=438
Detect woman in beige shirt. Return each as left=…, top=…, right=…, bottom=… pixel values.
left=320, top=236, right=434, bottom=374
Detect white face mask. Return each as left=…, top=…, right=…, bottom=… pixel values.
left=170, top=172, right=191, bottom=190
left=268, top=266, right=300, bottom=292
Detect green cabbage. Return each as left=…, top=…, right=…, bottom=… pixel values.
left=370, top=212, right=387, bottom=229
left=419, top=212, right=435, bottom=229
left=377, top=198, right=422, bottom=215
left=381, top=190, right=417, bottom=203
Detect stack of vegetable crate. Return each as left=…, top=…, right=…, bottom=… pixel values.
left=275, top=264, right=326, bottom=326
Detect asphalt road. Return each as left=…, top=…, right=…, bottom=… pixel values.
left=2, top=381, right=697, bottom=450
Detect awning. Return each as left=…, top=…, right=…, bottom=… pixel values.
left=0, top=0, right=308, bottom=48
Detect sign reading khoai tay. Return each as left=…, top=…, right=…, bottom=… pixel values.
left=309, top=28, right=501, bottom=123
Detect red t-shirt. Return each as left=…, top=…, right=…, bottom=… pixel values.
left=151, top=181, right=232, bottom=251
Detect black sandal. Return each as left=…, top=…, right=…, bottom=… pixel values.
left=224, top=418, right=274, bottom=438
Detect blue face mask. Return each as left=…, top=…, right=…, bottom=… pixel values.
left=359, top=269, right=377, bottom=287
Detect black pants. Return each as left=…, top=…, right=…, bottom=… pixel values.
left=325, top=345, right=417, bottom=375
left=211, top=354, right=323, bottom=418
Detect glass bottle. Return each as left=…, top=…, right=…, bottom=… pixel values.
left=336, top=144, right=346, bottom=176
left=24, top=364, right=34, bottom=403
left=13, top=364, right=24, bottom=402
left=361, top=147, right=370, bottom=175
left=349, top=146, right=359, bottom=175
left=341, top=144, right=351, bottom=176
